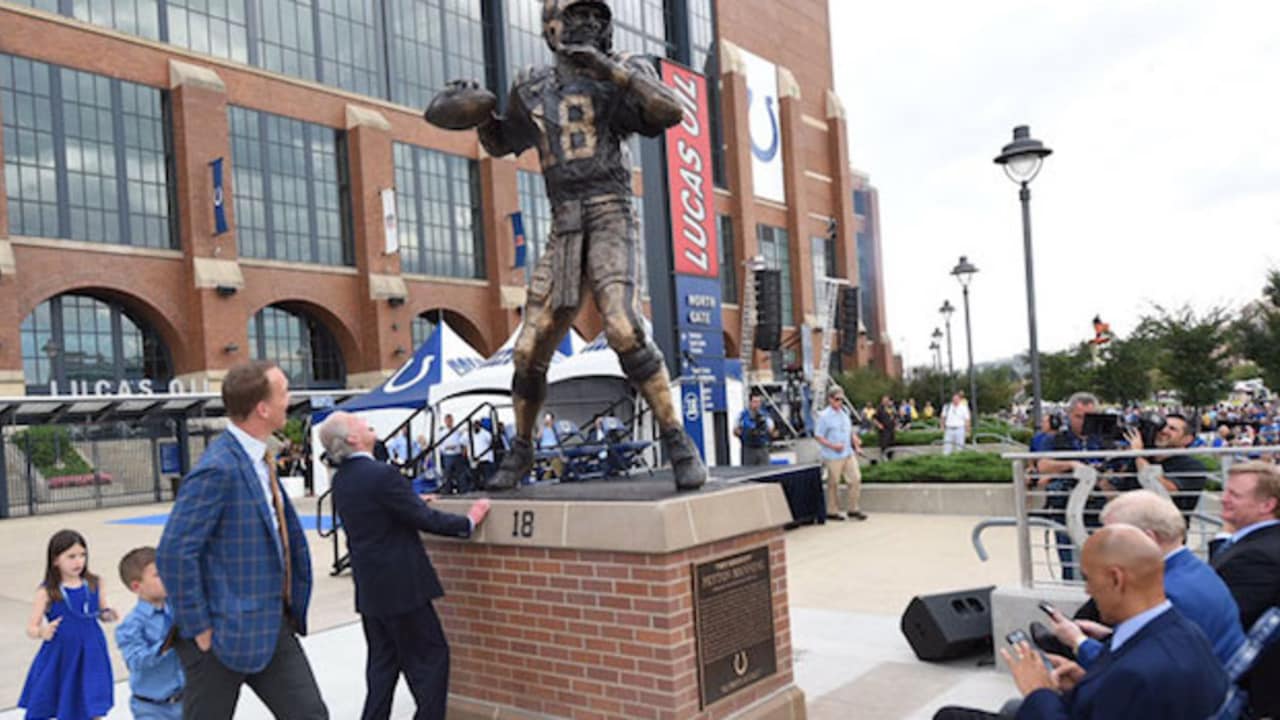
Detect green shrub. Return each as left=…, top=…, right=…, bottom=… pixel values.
left=861, top=424, right=1032, bottom=446
left=863, top=451, right=1012, bottom=484
left=12, top=425, right=93, bottom=477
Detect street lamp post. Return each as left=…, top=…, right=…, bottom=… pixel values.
left=929, top=336, right=944, bottom=412
left=938, top=300, right=955, bottom=389
left=994, top=125, right=1053, bottom=432
left=951, top=256, right=979, bottom=444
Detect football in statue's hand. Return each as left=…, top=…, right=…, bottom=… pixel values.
left=424, top=81, right=497, bottom=131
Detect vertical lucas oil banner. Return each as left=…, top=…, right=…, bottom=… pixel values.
left=738, top=48, right=786, bottom=204
left=661, top=59, right=725, bottom=460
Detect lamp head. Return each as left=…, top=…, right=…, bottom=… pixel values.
left=939, top=299, right=955, bottom=318
left=951, top=255, right=979, bottom=288
left=994, top=125, right=1052, bottom=185
left=931, top=327, right=943, bottom=341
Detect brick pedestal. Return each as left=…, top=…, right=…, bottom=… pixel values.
left=428, top=480, right=806, bottom=720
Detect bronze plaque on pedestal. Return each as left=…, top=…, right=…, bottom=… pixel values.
left=692, top=546, right=777, bottom=708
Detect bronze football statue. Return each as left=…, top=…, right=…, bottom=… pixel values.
left=424, top=0, right=706, bottom=491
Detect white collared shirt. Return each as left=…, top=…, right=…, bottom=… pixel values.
left=1109, top=600, right=1172, bottom=653
left=226, top=422, right=278, bottom=535
left=1231, top=518, right=1280, bottom=545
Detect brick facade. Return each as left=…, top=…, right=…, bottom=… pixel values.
left=0, top=0, right=896, bottom=393
left=428, top=529, right=793, bottom=720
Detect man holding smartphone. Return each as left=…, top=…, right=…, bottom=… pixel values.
left=933, top=525, right=1226, bottom=719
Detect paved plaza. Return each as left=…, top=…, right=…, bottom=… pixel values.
left=0, top=502, right=1021, bottom=719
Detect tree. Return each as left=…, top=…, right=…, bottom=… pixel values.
left=974, top=364, right=1020, bottom=415
left=1093, top=336, right=1156, bottom=405
left=1137, top=304, right=1232, bottom=409
left=1038, top=343, right=1095, bottom=403
left=834, top=366, right=903, bottom=410
left=1233, top=269, right=1280, bottom=392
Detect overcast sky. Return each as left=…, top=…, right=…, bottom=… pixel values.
left=830, top=1, right=1280, bottom=370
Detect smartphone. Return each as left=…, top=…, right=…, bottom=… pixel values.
left=1038, top=601, right=1057, bottom=618
left=1006, top=629, right=1054, bottom=671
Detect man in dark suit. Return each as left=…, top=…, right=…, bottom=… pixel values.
left=934, top=525, right=1227, bottom=719
left=1212, top=460, right=1280, bottom=718
left=1046, top=490, right=1245, bottom=666
left=157, top=360, right=327, bottom=719
left=319, top=410, right=491, bottom=720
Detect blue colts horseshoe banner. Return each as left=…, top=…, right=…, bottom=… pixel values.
left=739, top=49, right=786, bottom=204
left=211, top=158, right=228, bottom=235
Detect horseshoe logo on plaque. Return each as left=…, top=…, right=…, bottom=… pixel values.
left=732, top=650, right=750, bottom=677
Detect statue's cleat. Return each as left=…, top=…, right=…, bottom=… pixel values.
left=486, top=437, right=533, bottom=491
left=660, top=427, right=707, bottom=491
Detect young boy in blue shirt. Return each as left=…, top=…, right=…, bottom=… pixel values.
left=115, top=546, right=184, bottom=719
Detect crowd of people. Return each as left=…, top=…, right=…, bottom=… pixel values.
left=935, top=460, right=1280, bottom=719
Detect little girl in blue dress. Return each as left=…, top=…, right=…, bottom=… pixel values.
left=19, top=529, right=117, bottom=720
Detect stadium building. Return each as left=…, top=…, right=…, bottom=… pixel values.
left=0, top=0, right=895, bottom=398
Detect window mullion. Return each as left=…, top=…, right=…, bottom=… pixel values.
left=412, top=148, right=426, bottom=275
left=109, top=304, right=125, bottom=385
left=256, top=111, right=275, bottom=260
left=110, top=79, right=133, bottom=246
left=48, top=66, right=71, bottom=240
left=302, top=124, right=320, bottom=264
left=49, top=297, right=66, bottom=392
left=310, top=0, right=324, bottom=85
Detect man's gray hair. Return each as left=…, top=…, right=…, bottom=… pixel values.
left=1100, top=490, right=1186, bottom=544
left=317, top=411, right=357, bottom=465
left=1066, top=392, right=1099, bottom=411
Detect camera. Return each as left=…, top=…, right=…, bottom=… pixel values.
left=1082, top=411, right=1165, bottom=450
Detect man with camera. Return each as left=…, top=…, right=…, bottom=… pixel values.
left=735, top=391, right=776, bottom=466
left=1116, top=412, right=1207, bottom=513
left=1033, top=392, right=1106, bottom=580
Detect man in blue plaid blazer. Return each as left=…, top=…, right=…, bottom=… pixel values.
left=157, top=361, right=328, bottom=719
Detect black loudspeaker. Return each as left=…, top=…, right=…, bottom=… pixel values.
left=754, top=269, right=782, bottom=351
left=838, top=286, right=860, bottom=354
left=900, top=586, right=994, bottom=661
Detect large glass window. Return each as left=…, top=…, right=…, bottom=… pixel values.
left=20, top=294, right=171, bottom=395
left=686, top=0, right=725, bottom=187
left=2, top=55, right=174, bottom=248
left=854, top=189, right=880, bottom=338
left=611, top=0, right=669, bottom=57
left=257, top=0, right=318, bottom=81
left=166, top=0, right=251, bottom=64
left=411, top=311, right=438, bottom=349
left=393, top=142, right=484, bottom=279
left=516, top=170, right=552, bottom=280
left=387, top=0, right=488, bottom=110
left=504, top=0, right=546, bottom=78
left=811, top=234, right=837, bottom=318
left=757, top=224, right=792, bottom=326
left=717, top=214, right=736, bottom=303
left=10, top=0, right=162, bottom=39
left=317, top=0, right=382, bottom=97
left=248, top=305, right=345, bottom=389
left=229, top=106, right=350, bottom=266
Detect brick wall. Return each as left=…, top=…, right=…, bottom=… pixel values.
left=427, top=529, right=792, bottom=720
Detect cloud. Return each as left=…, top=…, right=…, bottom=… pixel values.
left=831, top=1, right=1280, bottom=367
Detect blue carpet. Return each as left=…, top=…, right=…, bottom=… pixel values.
left=110, top=513, right=335, bottom=533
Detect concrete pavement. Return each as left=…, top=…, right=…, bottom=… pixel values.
left=0, top=504, right=1020, bottom=719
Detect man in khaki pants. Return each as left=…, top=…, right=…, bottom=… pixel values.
left=814, top=387, right=866, bottom=521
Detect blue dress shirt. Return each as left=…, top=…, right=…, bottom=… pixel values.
left=115, top=599, right=184, bottom=701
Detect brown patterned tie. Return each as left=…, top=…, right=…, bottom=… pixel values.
left=264, top=448, right=292, bottom=608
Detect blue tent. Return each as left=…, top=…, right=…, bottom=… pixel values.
left=313, top=322, right=482, bottom=420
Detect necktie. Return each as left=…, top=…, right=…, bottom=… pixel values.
left=264, top=448, right=292, bottom=607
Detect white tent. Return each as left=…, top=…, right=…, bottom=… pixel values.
left=309, top=321, right=483, bottom=494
